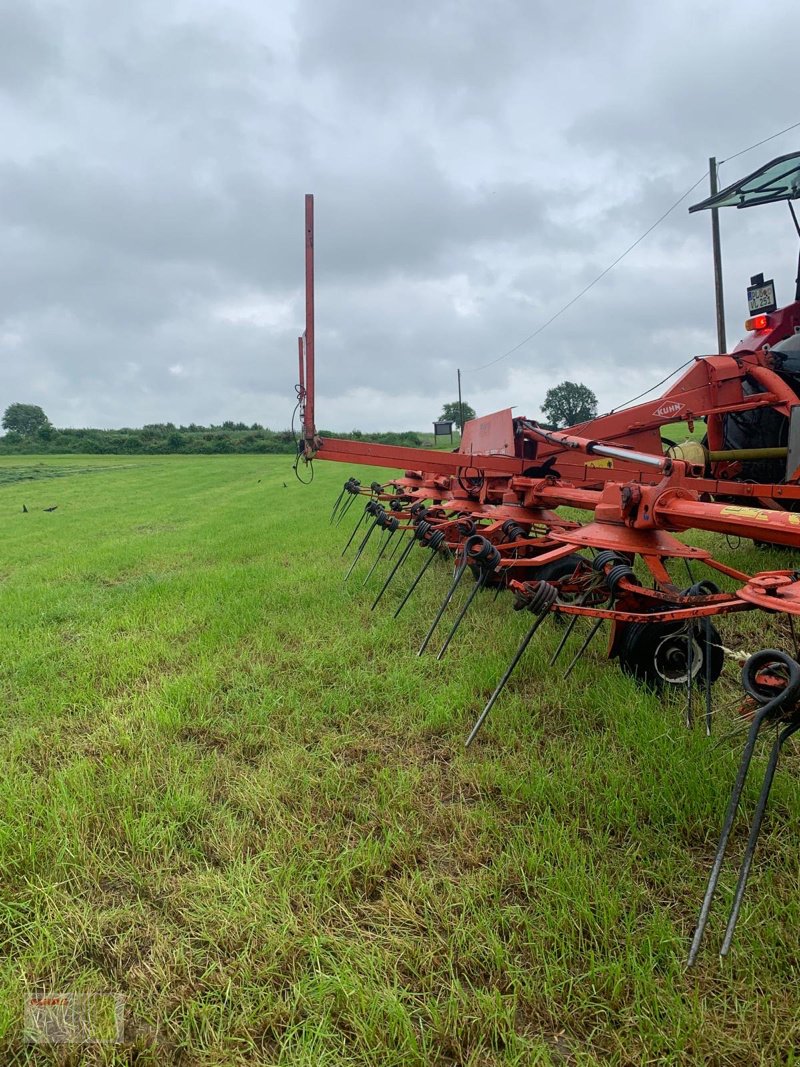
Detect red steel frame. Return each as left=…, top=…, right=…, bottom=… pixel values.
left=293, top=174, right=800, bottom=962
left=294, top=193, right=800, bottom=616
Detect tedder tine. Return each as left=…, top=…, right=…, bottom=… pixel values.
left=330, top=478, right=356, bottom=524
left=720, top=717, right=800, bottom=957
left=549, top=612, right=580, bottom=666
left=563, top=617, right=605, bottom=679
left=341, top=504, right=368, bottom=555
left=418, top=558, right=469, bottom=656
left=388, top=524, right=408, bottom=560
left=465, top=580, right=558, bottom=748
left=372, top=533, right=416, bottom=610
left=330, top=486, right=346, bottom=524
left=705, top=618, right=714, bottom=736
left=393, top=529, right=447, bottom=619
left=688, top=712, right=769, bottom=964
left=687, top=649, right=800, bottom=965
left=548, top=585, right=602, bottom=667
left=418, top=535, right=498, bottom=657
left=686, top=625, right=694, bottom=730
left=436, top=538, right=501, bottom=660
left=335, top=489, right=359, bottom=527
left=344, top=508, right=383, bottom=582
left=362, top=519, right=399, bottom=587
left=436, top=572, right=487, bottom=661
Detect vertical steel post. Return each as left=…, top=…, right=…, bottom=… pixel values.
left=709, top=158, right=727, bottom=354
left=457, top=368, right=464, bottom=438
left=304, top=194, right=315, bottom=438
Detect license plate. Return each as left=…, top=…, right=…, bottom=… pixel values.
left=748, top=282, right=776, bottom=313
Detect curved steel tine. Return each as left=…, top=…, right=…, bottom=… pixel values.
left=549, top=612, right=579, bottom=666
left=362, top=528, right=395, bottom=586
left=372, top=534, right=415, bottom=610
left=330, top=484, right=348, bottom=523
left=687, top=703, right=773, bottom=966
left=686, top=625, right=694, bottom=730
left=705, top=617, right=714, bottom=736
left=344, top=519, right=378, bottom=582
left=418, top=558, right=468, bottom=656
left=720, top=718, right=800, bottom=957
left=387, top=526, right=408, bottom=560
left=548, top=580, right=605, bottom=667
left=492, top=569, right=509, bottom=602
left=335, top=491, right=359, bottom=527
left=394, top=548, right=439, bottom=619
left=437, top=570, right=490, bottom=661
left=465, top=606, right=551, bottom=748
left=563, top=617, right=604, bottom=678
left=341, top=505, right=368, bottom=556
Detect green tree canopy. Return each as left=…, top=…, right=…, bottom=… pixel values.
left=541, top=381, right=597, bottom=428
left=440, top=401, right=477, bottom=430
left=2, top=403, right=51, bottom=436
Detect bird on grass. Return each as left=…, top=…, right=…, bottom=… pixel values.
left=22, top=504, right=27, bottom=513
left=43, top=505, right=58, bottom=512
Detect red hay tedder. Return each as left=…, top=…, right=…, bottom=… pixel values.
left=290, top=151, right=800, bottom=961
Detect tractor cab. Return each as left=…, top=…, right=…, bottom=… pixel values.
left=690, top=150, right=800, bottom=353
left=688, top=151, right=800, bottom=487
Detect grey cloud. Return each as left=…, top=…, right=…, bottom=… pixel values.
left=0, top=0, right=797, bottom=435
left=0, top=3, right=62, bottom=96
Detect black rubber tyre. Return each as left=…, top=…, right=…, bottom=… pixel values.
left=536, top=553, right=585, bottom=584
left=616, top=619, right=724, bottom=691
left=536, top=552, right=588, bottom=612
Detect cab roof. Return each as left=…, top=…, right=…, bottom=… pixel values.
left=689, top=151, right=800, bottom=212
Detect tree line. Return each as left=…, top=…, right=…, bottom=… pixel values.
left=0, top=382, right=597, bottom=456
left=0, top=404, right=427, bottom=455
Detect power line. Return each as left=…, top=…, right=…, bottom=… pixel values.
left=473, top=172, right=708, bottom=371
left=720, top=118, right=800, bottom=166
left=473, top=118, right=800, bottom=372
left=602, top=356, right=695, bottom=416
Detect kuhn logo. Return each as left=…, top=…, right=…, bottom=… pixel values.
left=653, top=402, right=684, bottom=418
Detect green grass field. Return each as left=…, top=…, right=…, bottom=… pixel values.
left=1, top=455, right=799, bottom=1065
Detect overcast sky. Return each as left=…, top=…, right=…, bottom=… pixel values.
left=1, top=0, right=798, bottom=432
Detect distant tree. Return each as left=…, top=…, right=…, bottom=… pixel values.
left=2, top=403, right=51, bottom=436
left=440, top=401, right=477, bottom=430
left=541, top=381, right=598, bottom=428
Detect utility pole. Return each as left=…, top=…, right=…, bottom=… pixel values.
left=457, top=368, right=464, bottom=438
left=709, top=157, right=727, bottom=354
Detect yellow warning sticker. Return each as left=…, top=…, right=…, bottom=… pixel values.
left=720, top=505, right=771, bottom=522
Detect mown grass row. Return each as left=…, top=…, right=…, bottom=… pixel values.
left=0, top=454, right=798, bottom=1065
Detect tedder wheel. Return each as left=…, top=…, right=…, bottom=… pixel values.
left=616, top=620, right=724, bottom=691
left=534, top=553, right=589, bottom=619
left=537, top=553, right=587, bottom=597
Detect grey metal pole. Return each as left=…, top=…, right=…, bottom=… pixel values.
left=709, top=157, right=727, bottom=354
left=457, top=368, right=464, bottom=437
